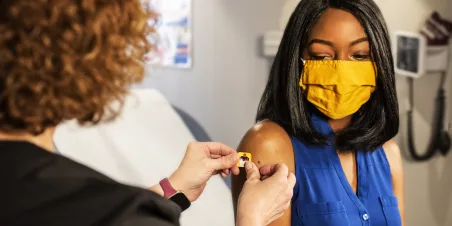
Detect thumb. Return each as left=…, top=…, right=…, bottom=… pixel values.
left=245, top=162, right=260, bottom=181
left=266, top=164, right=289, bottom=182
left=210, top=153, right=239, bottom=170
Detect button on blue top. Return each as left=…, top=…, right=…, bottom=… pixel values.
left=363, top=213, right=369, bottom=221
left=290, top=113, right=402, bottom=226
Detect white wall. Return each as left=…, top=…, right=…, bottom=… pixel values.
left=137, top=0, right=281, bottom=147
left=377, top=0, right=452, bottom=226
left=138, top=0, right=452, bottom=225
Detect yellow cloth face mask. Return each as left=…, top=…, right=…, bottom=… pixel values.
left=299, top=60, right=376, bottom=120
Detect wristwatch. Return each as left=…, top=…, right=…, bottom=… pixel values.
left=159, top=178, right=191, bottom=211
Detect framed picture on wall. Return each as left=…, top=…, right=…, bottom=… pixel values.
left=393, top=31, right=426, bottom=78
left=142, top=0, right=192, bottom=69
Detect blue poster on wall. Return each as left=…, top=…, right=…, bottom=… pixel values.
left=142, top=0, right=192, bottom=69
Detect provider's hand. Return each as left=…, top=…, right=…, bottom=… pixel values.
left=236, top=163, right=296, bottom=226
left=169, top=142, right=240, bottom=202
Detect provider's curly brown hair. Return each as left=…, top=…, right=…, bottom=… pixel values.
left=0, top=0, right=154, bottom=134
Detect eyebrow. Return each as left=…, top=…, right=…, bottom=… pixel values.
left=350, top=37, right=368, bottom=46
left=308, top=39, right=334, bottom=47
left=307, top=37, right=369, bottom=47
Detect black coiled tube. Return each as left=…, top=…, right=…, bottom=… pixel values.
left=407, top=73, right=451, bottom=161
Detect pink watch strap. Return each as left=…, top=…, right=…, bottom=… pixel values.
left=159, top=178, right=177, bottom=199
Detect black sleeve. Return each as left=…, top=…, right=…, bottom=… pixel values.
left=0, top=179, right=183, bottom=226
left=0, top=145, right=183, bottom=226
left=115, top=186, right=182, bottom=226
left=121, top=209, right=180, bottom=226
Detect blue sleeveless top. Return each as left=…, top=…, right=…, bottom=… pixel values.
left=290, top=114, right=402, bottom=226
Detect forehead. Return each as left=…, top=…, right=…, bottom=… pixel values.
left=309, top=8, right=367, bottom=41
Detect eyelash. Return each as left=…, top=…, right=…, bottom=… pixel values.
left=353, top=54, right=371, bottom=60
left=308, top=54, right=371, bottom=61
left=310, top=55, right=330, bottom=60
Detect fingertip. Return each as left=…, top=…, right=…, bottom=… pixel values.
left=245, top=162, right=260, bottom=180
left=249, top=162, right=259, bottom=172
left=232, top=166, right=240, bottom=175
left=245, top=161, right=253, bottom=170
left=229, top=153, right=239, bottom=164
left=280, top=163, right=289, bottom=171
left=259, top=165, right=270, bottom=175
left=288, top=173, right=296, bottom=187
left=276, top=163, right=289, bottom=175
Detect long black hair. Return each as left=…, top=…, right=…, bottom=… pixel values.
left=256, top=0, right=399, bottom=152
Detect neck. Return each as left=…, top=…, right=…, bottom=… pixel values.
left=0, top=127, right=56, bottom=152
left=328, top=116, right=353, bottom=132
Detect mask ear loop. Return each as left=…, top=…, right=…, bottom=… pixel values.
left=299, top=58, right=306, bottom=75
left=299, top=58, right=306, bottom=80
left=299, top=58, right=308, bottom=98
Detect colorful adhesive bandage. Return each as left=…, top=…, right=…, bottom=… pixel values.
left=237, top=152, right=252, bottom=168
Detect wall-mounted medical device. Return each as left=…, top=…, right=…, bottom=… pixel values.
left=396, top=12, right=452, bottom=162
left=393, top=31, right=427, bottom=78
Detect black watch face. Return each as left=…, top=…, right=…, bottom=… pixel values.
left=170, top=192, right=191, bottom=211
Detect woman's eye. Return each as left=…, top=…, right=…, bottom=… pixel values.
left=310, top=55, right=331, bottom=60
left=352, top=54, right=371, bottom=60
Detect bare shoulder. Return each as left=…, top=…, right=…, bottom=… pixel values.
left=382, top=140, right=403, bottom=173
left=232, top=120, right=294, bottom=224
left=238, top=120, right=294, bottom=168
left=382, top=139, right=405, bottom=224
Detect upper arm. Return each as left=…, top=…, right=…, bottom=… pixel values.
left=231, top=120, right=294, bottom=226
left=121, top=212, right=177, bottom=226
left=383, top=140, right=405, bottom=226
